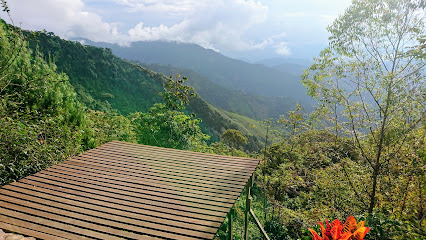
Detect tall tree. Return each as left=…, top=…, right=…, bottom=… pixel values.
left=221, top=129, right=248, bottom=149
left=302, top=0, right=425, bottom=213
left=132, top=75, right=209, bottom=150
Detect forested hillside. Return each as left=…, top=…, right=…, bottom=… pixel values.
left=80, top=39, right=309, bottom=102
left=27, top=31, right=266, bottom=145
left=140, top=63, right=298, bottom=120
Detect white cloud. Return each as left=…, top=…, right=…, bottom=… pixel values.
left=1, top=0, right=124, bottom=42
left=125, top=0, right=270, bottom=51
left=0, top=0, right=354, bottom=59
left=275, top=42, right=291, bottom=56
left=114, top=0, right=200, bottom=14
left=2, top=0, right=275, bottom=52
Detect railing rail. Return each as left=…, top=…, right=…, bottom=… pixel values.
left=228, top=174, right=270, bottom=240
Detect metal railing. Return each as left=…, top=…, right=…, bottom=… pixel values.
left=228, top=174, right=270, bottom=240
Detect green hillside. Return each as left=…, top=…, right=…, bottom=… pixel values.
left=81, top=39, right=310, bottom=103
left=139, top=63, right=297, bottom=120
left=29, top=33, right=162, bottom=114
left=28, top=32, right=266, bottom=147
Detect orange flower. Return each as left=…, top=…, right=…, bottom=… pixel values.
left=309, top=215, right=370, bottom=240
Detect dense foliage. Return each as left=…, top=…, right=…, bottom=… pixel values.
left=216, top=1, right=425, bottom=239
left=221, top=129, right=248, bottom=149
left=0, top=19, right=89, bottom=185
left=132, top=75, right=209, bottom=150
left=250, top=0, right=425, bottom=239
left=302, top=0, right=425, bottom=215
left=27, top=32, right=164, bottom=115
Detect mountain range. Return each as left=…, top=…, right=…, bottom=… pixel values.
left=77, top=38, right=313, bottom=119
left=79, top=39, right=309, bottom=98
left=28, top=32, right=269, bottom=147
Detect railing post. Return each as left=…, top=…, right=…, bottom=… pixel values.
left=228, top=208, right=234, bottom=240
left=244, top=174, right=253, bottom=240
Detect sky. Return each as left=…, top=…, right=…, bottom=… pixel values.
left=0, top=0, right=352, bottom=62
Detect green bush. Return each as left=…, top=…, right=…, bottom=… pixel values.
left=0, top=19, right=92, bottom=185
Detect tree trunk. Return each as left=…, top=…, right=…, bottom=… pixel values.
left=368, top=166, right=379, bottom=213
left=368, top=92, right=390, bottom=213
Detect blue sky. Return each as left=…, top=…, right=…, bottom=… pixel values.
left=1, top=0, right=352, bottom=61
